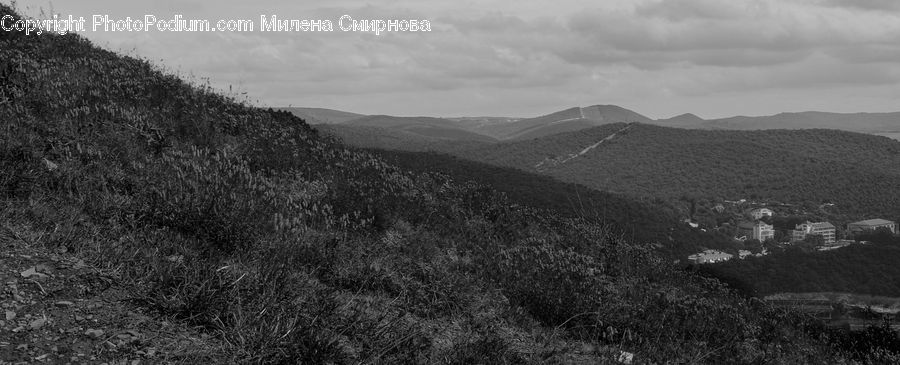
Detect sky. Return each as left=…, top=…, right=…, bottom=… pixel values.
left=11, top=0, right=900, bottom=119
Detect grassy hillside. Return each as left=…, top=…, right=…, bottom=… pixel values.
left=452, top=123, right=900, bottom=222
left=0, top=4, right=889, bottom=363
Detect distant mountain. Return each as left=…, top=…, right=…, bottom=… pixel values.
left=285, top=105, right=652, bottom=142
left=480, top=105, right=652, bottom=140
left=278, top=107, right=365, bottom=124
left=733, top=112, right=899, bottom=132
left=4, top=3, right=878, bottom=362
left=445, top=116, right=520, bottom=136
left=655, top=113, right=706, bottom=128
left=287, top=106, right=900, bottom=143
left=280, top=108, right=502, bottom=142
left=451, top=123, right=900, bottom=220
left=664, top=111, right=900, bottom=134
left=342, top=115, right=497, bottom=142
left=315, top=124, right=492, bottom=152
left=445, top=116, right=520, bottom=127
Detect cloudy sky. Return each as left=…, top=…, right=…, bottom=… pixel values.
left=13, top=0, right=900, bottom=119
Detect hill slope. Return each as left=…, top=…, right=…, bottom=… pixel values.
left=281, top=107, right=900, bottom=143
left=0, top=5, right=881, bottom=363
left=452, top=123, right=900, bottom=220
left=366, top=149, right=741, bottom=257
left=278, top=106, right=365, bottom=124
left=481, top=105, right=652, bottom=140
left=315, top=124, right=492, bottom=153
left=650, top=111, right=900, bottom=136
left=655, top=113, right=706, bottom=128
left=701, top=111, right=900, bottom=133
left=283, top=109, right=503, bottom=143
left=700, top=241, right=900, bottom=298
left=343, top=115, right=497, bottom=142
left=445, top=116, right=520, bottom=133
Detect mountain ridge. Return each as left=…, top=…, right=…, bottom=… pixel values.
left=284, top=106, right=900, bottom=142
left=450, top=123, right=900, bottom=222
left=277, top=106, right=365, bottom=124
left=342, top=114, right=497, bottom=142
left=1, top=2, right=889, bottom=360
left=699, top=111, right=900, bottom=132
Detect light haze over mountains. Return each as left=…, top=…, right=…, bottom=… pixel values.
left=283, top=105, right=900, bottom=142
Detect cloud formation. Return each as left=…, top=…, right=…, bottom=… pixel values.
left=12, top=0, right=900, bottom=118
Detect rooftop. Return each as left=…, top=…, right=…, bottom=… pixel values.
left=849, top=218, right=896, bottom=226
left=800, top=221, right=835, bottom=229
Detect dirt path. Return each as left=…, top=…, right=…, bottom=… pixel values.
left=535, top=123, right=633, bottom=170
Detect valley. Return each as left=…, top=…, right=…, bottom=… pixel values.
left=4, top=1, right=900, bottom=362
left=286, top=105, right=900, bottom=142
left=316, top=109, right=900, bottom=326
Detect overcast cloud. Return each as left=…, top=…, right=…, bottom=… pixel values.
left=12, top=0, right=900, bottom=118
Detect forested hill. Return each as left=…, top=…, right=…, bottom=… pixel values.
left=341, top=115, right=498, bottom=142
left=315, top=123, right=493, bottom=153
left=315, top=124, right=742, bottom=257
left=699, top=233, right=900, bottom=297
left=452, top=123, right=900, bottom=220
left=0, top=4, right=885, bottom=363
left=370, top=149, right=736, bottom=257
left=700, top=111, right=900, bottom=133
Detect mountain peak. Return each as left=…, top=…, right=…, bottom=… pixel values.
left=654, top=113, right=706, bottom=128
left=660, top=113, right=703, bottom=121
left=586, top=104, right=629, bottom=111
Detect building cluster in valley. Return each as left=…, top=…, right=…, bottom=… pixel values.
left=687, top=207, right=898, bottom=265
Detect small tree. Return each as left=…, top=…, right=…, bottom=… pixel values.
left=744, top=239, right=763, bottom=253
left=803, top=234, right=825, bottom=247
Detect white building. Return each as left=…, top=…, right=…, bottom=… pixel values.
left=688, top=250, right=734, bottom=264
left=847, top=219, right=897, bottom=235
left=738, top=220, right=775, bottom=242
left=792, top=221, right=836, bottom=244
left=746, top=208, right=774, bottom=220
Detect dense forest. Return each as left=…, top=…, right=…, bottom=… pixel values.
left=371, top=149, right=737, bottom=258
left=1, top=4, right=897, bottom=363
left=323, top=121, right=900, bottom=224
left=453, top=123, right=900, bottom=221
left=699, top=233, right=900, bottom=297
left=315, top=123, right=491, bottom=152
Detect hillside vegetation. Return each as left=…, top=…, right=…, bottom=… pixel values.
left=298, top=105, right=655, bottom=142
left=460, top=105, right=652, bottom=141
left=700, top=234, right=900, bottom=297
left=699, top=112, right=900, bottom=133
left=370, top=149, right=738, bottom=258
left=343, top=115, right=497, bottom=142
left=0, top=5, right=889, bottom=363
left=315, top=124, right=492, bottom=153
left=292, top=106, right=900, bottom=145
left=452, top=123, right=900, bottom=221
